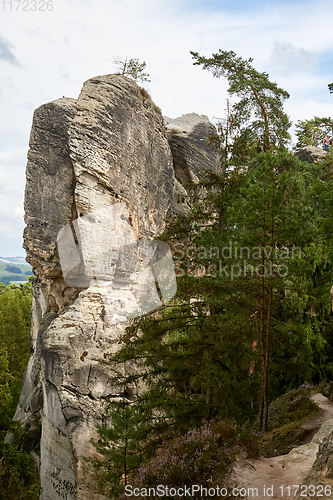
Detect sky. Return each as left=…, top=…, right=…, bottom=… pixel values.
left=0, top=0, right=333, bottom=257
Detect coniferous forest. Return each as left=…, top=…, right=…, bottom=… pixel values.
left=2, top=50, right=333, bottom=498
left=92, top=51, right=333, bottom=498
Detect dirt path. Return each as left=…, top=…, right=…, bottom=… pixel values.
left=230, top=394, right=333, bottom=499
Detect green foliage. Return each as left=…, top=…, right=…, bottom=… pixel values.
left=328, top=83, right=333, bottom=94
left=262, top=385, right=320, bottom=457
left=0, top=280, right=39, bottom=498
left=94, top=50, right=333, bottom=493
left=92, top=396, right=152, bottom=497
left=294, top=116, right=333, bottom=150
left=228, top=152, right=330, bottom=430
left=113, top=56, right=150, bottom=83
left=0, top=443, right=40, bottom=499
left=95, top=150, right=333, bottom=489
left=131, top=421, right=241, bottom=499
left=0, top=281, right=32, bottom=418
left=191, top=49, right=291, bottom=152
left=267, top=385, right=318, bottom=430
left=0, top=349, right=14, bottom=434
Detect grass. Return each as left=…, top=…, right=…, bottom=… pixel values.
left=261, top=385, right=320, bottom=457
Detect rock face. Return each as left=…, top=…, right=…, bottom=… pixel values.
left=70, top=77, right=174, bottom=238
left=300, top=430, right=333, bottom=498
left=165, top=113, right=221, bottom=184
left=295, top=145, right=327, bottom=163
left=16, top=76, right=221, bottom=499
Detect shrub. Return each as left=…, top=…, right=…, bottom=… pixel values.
left=127, top=420, right=259, bottom=500
left=321, top=380, right=333, bottom=401
left=131, top=422, right=234, bottom=499
left=0, top=443, right=40, bottom=499
left=267, top=384, right=317, bottom=430
left=139, top=87, right=150, bottom=99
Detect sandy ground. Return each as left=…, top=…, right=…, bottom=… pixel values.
left=229, top=394, right=333, bottom=499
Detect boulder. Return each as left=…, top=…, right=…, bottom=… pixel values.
left=299, top=430, right=333, bottom=498
left=69, top=75, right=174, bottom=239
left=165, top=113, right=221, bottom=184
left=295, top=145, right=327, bottom=164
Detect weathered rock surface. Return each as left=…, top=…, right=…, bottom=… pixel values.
left=70, top=76, right=174, bottom=238
left=299, top=429, right=333, bottom=498
left=295, top=145, right=327, bottom=163
left=165, top=113, right=221, bottom=184
left=18, top=97, right=82, bottom=472
left=16, top=76, right=220, bottom=499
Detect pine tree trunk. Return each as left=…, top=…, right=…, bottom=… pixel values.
left=259, top=251, right=267, bottom=433
left=263, top=263, right=273, bottom=432
left=206, top=326, right=214, bottom=419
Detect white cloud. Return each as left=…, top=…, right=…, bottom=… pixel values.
left=270, top=42, right=318, bottom=75
left=0, top=34, right=20, bottom=65
left=0, top=0, right=333, bottom=254
left=0, top=149, right=26, bottom=255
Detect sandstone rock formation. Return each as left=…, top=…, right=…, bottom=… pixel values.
left=165, top=113, right=221, bottom=184
left=300, top=428, right=333, bottom=498
left=15, top=75, right=221, bottom=499
left=295, top=145, right=327, bottom=163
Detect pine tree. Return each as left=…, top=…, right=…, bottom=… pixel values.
left=93, top=52, right=333, bottom=494
left=227, top=151, right=327, bottom=431
left=92, top=394, right=151, bottom=497
left=112, top=56, right=150, bottom=83
left=190, top=49, right=291, bottom=152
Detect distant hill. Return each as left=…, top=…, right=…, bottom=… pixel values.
left=0, top=257, right=33, bottom=284
left=0, top=256, right=29, bottom=265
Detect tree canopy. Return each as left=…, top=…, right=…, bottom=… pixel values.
left=294, top=116, right=333, bottom=150
left=0, top=280, right=39, bottom=498
left=190, top=49, right=291, bottom=152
